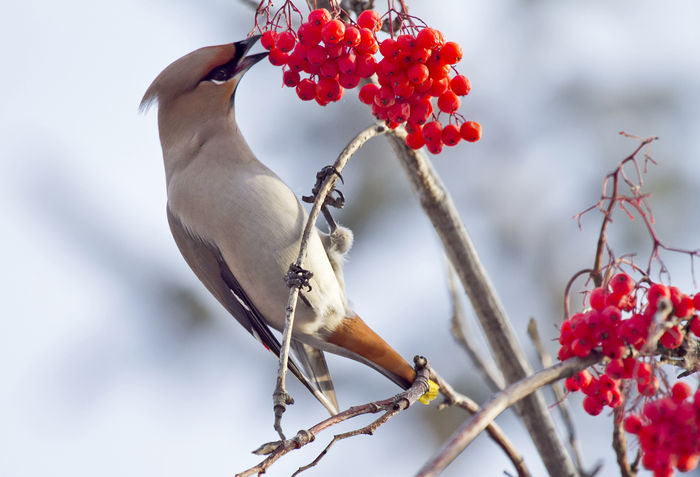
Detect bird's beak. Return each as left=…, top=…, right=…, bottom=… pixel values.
left=233, top=35, right=269, bottom=75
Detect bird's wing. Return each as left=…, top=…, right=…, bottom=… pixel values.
left=167, top=206, right=339, bottom=415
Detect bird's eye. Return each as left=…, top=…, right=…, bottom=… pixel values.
left=204, top=65, right=235, bottom=85
left=211, top=68, right=228, bottom=83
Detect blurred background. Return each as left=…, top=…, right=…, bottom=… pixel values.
left=2, top=0, right=699, bottom=475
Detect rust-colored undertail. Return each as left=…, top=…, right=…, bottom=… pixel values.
left=327, top=315, right=416, bottom=389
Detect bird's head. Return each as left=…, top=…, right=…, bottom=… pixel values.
left=140, top=37, right=267, bottom=121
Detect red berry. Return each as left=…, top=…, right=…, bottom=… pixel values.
left=440, top=41, right=463, bottom=64
left=426, top=140, right=444, bottom=154
left=669, top=286, right=683, bottom=307
left=405, top=130, right=425, bottom=149
left=442, top=124, right=461, bottom=146
left=282, top=69, right=301, bottom=87
left=611, top=273, right=635, bottom=295
left=605, top=359, right=625, bottom=379
left=659, top=325, right=683, bottom=349
left=404, top=64, right=428, bottom=85
left=429, top=63, right=451, bottom=80
left=694, top=293, right=700, bottom=310
left=343, top=26, right=361, bottom=47
left=337, top=53, right=357, bottom=75
left=319, top=60, right=339, bottom=79
left=601, top=305, right=622, bottom=326
left=564, top=377, right=580, bottom=392
left=298, top=22, right=322, bottom=46
left=647, top=283, right=670, bottom=308
left=356, top=28, right=378, bottom=54
left=307, top=45, right=328, bottom=66
left=638, top=375, right=659, bottom=396
left=571, top=337, right=592, bottom=357
left=308, top=8, right=331, bottom=28
left=671, top=382, right=692, bottom=403
left=374, top=86, right=395, bottom=108
left=623, top=415, right=643, bottom=434
left=268, top=48, right=289, bottom=66
left=387, top=102, right=410, bottom=123
left=408, top=99, right=432, bottom=125
left=322, top=19, right=345, bottom=44
left=422, top=121, right=443, bottom=143
left=316, top=77, right=343, bottom=102
left=437, top=90, right=460, bottom=113
left=357, top=10, right=382, bottom=32
left=677, top=454, right=699, bottom=472
left=379, top=38, right=399, bottom=59
left=583, top=395, right=604, bottom=416
left=450, top=74, right=471, bottom=96
left=296, top=78, right=317, bottom=101
left=460, top=121, right=482, bottom=142
left=675, top=295, right=694, bottom=318
left=589, top=287, right=608, bottom=311
left=411, top=47, right=431, bottom=64
left=355, top=53, right=376, bottom=77
left=276, top=31, right=296, bottom=52
left=393, top=82, right=415, bottom=100
left=338, top=73, right=359, bottom=89
left=260, top=31, right=277, bottom=50
left=416, top=28, right=440, bottom=49
left=428, top=77, right=449, bottom=96
left=397, top=34, right=417, bottom=51
left=690, top=316, right=700, bottom=337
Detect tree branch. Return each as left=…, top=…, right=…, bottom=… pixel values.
left=431, top=371, right=530, bottom=477
left=386, top=127, right=579, bottom=476
left=238, top=355, right=430, bottom=477
left=273, top=123, right=388, bottom=436
left=416, top=354, right=603, bottom=477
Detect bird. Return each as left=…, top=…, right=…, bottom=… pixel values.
left=140, top=37, right=416, bottom=415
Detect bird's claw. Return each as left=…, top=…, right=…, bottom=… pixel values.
left=285, top=263, right=313, bottom=292
left=302, top=165, right=345, bottom=210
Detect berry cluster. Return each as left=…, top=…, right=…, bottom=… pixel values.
left=358, top=27, right=480, bottom=153
left=259, top=8, right=481, bottom=154
left=624, top=382, right=700, bottom=476
left=261, top=9, right=381, bottom=106
left=558, top=272, right=700, bottom=475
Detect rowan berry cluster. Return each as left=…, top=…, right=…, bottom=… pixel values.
left=624, top=382, right=700, bottom=476
left=558, top=272, right=700, bottom=475
left=259, top=8, right=481, bottom=154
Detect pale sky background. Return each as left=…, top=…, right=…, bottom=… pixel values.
left=2, top=1, right=700, bottom=476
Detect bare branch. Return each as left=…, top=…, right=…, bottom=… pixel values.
left=431, top=371, right=531, bottom=477
left=238, top=355, right=430, bottom=477
left=527, top=319, right=590, bottom=476
left=273, top=123, right=388, bottom=436
left=386, top=127, right=579, bottom=476
left=612, top=406, right=635, bottom=477
left=447, top=261, right=505, bottom=391
left=416, top=354, right=603, bottom=477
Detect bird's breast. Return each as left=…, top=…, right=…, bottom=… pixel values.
left=166, top=146, right=347, bottom=336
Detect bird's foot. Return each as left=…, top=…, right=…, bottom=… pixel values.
left=285, top=263, right=313, bottom=292
left=302, top=165, right=345, bottom=210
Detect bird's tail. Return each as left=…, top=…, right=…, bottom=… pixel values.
left=291, top=340, right=339, bottom=415
left=326, top=315, right=416, bottom=389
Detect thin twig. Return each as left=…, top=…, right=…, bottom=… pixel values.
left=238, top=356, right=430, bottom=477
left=386, top=127, right=579, bottom=477
left=416, top=354, right=603, bottom=477
left=273, top=123, right=388, bottom=437
left=431, top=371, right=531, bottom=477
left=527, top=319, right=589, bottom=476
left=612, top=406, right=635, bottom=477
left=447, top=260, right=505, bottom=391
